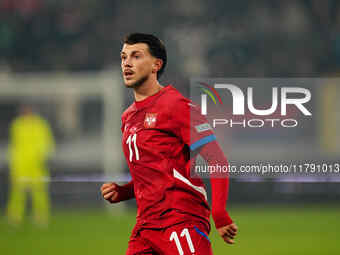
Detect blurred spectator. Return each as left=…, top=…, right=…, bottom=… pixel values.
left=0, top=0, right=339, bottom=76
left=6, top=104, right=55, bottom=226
left=0, top=0, right=43, bottom=18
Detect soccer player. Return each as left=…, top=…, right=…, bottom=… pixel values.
left=101, top=33, right=237, bottom=254
left=7, top=104, right=55, bottom=226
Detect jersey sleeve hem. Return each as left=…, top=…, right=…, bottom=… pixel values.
left=213, top=212, right=233, bottom=229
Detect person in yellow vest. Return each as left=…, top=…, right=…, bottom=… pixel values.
left=6, top=104, right=55, bottom=226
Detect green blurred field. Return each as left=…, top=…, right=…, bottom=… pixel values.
left=1, top=204, right=339, bottom=255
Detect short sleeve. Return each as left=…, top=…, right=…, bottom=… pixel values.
left=172, top=99, right=216, bottom=151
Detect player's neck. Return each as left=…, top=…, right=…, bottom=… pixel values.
left=133, top=79, right=163, bottom=102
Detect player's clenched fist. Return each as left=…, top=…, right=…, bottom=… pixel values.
left=101, top=183, right=120, bottom=203
left=217, top=223, right=238, bottom=244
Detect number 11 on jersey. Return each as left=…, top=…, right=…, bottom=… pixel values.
left=170, top=228, right=195, bottom=255
left=126, top=133, right=140, bottom=162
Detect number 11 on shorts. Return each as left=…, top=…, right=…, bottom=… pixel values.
left=170, top=228, right=195, bottom=255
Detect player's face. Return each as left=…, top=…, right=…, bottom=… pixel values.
left=121, top=43, right=156, bottom=88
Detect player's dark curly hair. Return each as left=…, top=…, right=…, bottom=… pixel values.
left=124, top=33, right=167, bottom=79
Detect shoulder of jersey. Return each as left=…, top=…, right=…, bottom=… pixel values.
left=121, top=86, right=194, bottom=120
left=121, top=103, right=135, bottom=122
left=158, top=86, right=191, bottom=107
left=166, top=86, right=200, bottom=111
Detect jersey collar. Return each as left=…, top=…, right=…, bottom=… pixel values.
left=134, top=85, right=172, bottom=110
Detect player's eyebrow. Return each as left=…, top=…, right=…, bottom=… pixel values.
left=120, top=50, right=144, bottom=56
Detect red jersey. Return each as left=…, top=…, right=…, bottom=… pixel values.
left=121, top=85, right=217, bottom=229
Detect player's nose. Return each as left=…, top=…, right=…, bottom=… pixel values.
left=122, top=57, right=132, bottom=67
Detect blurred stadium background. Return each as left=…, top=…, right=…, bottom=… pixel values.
left=0, top=0, right=339, bottom=254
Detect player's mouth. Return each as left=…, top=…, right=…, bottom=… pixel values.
left=124, top=70, right=135, bottom=79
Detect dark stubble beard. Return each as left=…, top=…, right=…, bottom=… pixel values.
left=125, top=74, right=149, bottom=89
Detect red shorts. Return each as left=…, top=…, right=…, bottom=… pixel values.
left=126, top=220, right=213, bottom=255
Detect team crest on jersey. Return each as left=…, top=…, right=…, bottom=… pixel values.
left=144, top=113, right=157, bottom=128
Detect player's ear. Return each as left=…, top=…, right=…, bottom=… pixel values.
left=152, top=59, right=163, bottom=74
